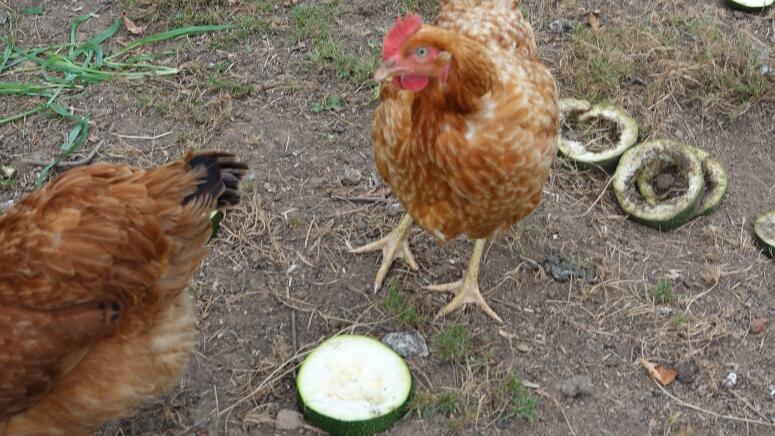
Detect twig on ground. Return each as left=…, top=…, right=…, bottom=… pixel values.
left=21, top=141, right=105, bottom=167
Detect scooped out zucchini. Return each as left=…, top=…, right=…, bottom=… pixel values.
left=558, top=99, right=639, bottom=170
left=754, top=211, right=775, bottom=259
left=726, top=0, right=774, bottom=12
left=636, top=146, right=728, bottom=216
left=613, top=140, right=705, bottom=231
left=296, top=335, right=412, bottom=436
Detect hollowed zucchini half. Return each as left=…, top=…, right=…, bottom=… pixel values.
left=636, top=146, right=728, bottom=216
left=558, top=99, right=639, bottom=170
left=613, top=140, right=705, bottom=231
left=754, top=211, right=775, bottom=259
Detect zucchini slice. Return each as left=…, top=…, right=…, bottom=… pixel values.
left=558, top=99, right=639, bottom=169
left=636, top=146, right=728, bottom=216
left=727, top=0, right=774, bottom=12
left=613, top=140, right=705, bottom=231
left=754, top=211, right=775, bottom=259
left=209, top=210, right=223, bottom=239
left=296, top=335, right=412, bottom=436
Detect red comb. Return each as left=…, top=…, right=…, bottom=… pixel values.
left=382, top=14, right=423, bottom=60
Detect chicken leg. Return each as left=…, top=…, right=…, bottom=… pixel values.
left=349, top=214, right=419, bottom=292
left=425, top=239, right=504, bottom=323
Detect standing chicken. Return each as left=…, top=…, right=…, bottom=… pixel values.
left=0, top=151, right=246, bottom=435
left=351, top=0, right=558, bottom=323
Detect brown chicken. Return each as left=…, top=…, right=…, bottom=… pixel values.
left=0, top=151, right=247, bottom=435
left=351, top=0, right=558, bottom=322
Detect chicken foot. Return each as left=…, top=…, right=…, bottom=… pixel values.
left=349, top=214, right=419, bottom=292
left=425, top=238, right=504, bottom=323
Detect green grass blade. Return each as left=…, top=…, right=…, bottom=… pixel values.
left=69, top=13, right=94, bottom=57
left=107, top=25, right=233, bottom=60
left=0, top=104, right=46, bottom=125
left=0, top=44, right=12, bottom=73
left=89, top=18, right=122, bottom=47
left=0, top=81, right=59, bottom=96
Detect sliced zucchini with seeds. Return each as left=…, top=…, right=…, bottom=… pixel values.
left=637, top=146, right=728, bottom=216
left=297, top=335, right=412, bottom=436
left=754, top=211, right=775, bottom=259
left=558, top=99, right=639, bottom=169
left=727, top=0, right=774, bottom=12
left=613, top=140, right=705, bottom=231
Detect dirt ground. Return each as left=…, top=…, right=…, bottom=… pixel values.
left=2, top=0, right=775, bottom=435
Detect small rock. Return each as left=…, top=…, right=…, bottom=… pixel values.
left=387, top=200, right=403, bottom=217
left=762, top=65, right=772, bottom=76
left=206, top=62, right=216, bottom=70
left=549, top=19, right=567, bottom=33
left=544, top=255, right=597, bottom=283
left=723, top=372, right=737, bottom=389
left=677, top=361, right=699, bottom=384
left=340, top=167, right=363, bottom=186
left=751, top=318, right=769, bottom=335
left=559, top=375, right=593, bottom=398
left=770, top=386, right=775, bottom=400
left=516, top=343, right=531, bottom=353
left=276, top=409, right=304, bottom=431
left=262, top=181, right=276, bottom=194
left=381, top=330, right=429, bottom=358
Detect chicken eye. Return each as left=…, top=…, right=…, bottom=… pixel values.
left=415, top=47, right=429, bottom=58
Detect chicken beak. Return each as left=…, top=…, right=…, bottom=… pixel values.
left=374, top=59, right=401, bottom=81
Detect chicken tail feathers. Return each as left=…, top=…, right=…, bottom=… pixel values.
left=183, top=151, right=248, bottom=209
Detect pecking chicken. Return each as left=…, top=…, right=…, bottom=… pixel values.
left=351, top=0, right=558, bottom=323
left=0, top=151, right=247, bottom=435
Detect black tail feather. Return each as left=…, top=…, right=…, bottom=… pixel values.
left=183, top=151, right=248, bottom=208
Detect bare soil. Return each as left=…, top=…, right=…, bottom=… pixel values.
left=2, top=0, right=775, bottom=435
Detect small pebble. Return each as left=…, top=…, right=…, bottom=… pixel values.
left=387, top=200, right=403, bottom=217
left=516, top=343, right=531, bottom=353
left=276, top=409, right=304, bottom=431
left=382, top=330, right=429, bottom=358
left=770, top=386, right=775, bottom=400
left=723, top=372, right=737, bottom=388
left=340, top=167, right=363, bottom=186
left=206, top=62, right=216, bottom=70
left=549, top=19, right=567, bottom=33
left=559, top=375, right=594, bottom=398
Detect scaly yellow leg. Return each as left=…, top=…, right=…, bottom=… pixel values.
left=425, top=239, right=503, bottom=323
left=349, top=214, right=418, bottom=292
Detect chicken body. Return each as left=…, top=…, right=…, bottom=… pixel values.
left=0, top=152, right=246, bottom=435
left=353, top=0, right=558, bottom=322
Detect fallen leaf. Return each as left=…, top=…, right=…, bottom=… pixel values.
left=587, top=12, right=601, bottom=31
left=122, top=12, right=146, bottom=35
left=751, top=318, right=769, bottom=335
left=639, top=358, right=678, bottom=386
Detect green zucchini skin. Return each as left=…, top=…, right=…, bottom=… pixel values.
left=297, top=394, right=411, bottom=436
left=754, top=211, right=775, bottom=260
left=613, top=140, right=705, bottom=231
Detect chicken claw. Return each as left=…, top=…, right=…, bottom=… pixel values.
left=349, top=214, right=418, bottom=292
left=425, top=239, right=504, bottom=323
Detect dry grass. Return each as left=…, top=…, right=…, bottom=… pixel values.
left=559, top=9, right=773, bottom=120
